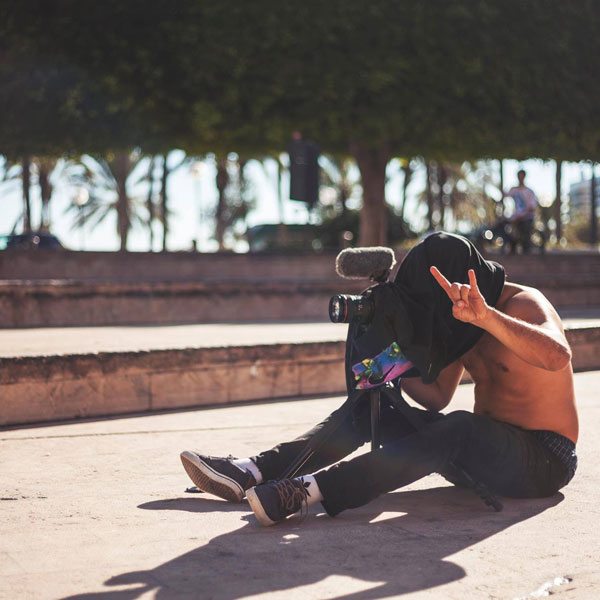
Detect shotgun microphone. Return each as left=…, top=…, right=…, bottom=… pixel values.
left=329, top=247, right=396, bottom=323
left=335, top=247, right=396, bottom=282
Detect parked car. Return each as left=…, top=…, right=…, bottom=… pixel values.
left=0, top=232, right=64, bottom=251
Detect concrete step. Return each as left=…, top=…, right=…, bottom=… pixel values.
left=1, top=316, right=599, bottom=428
left=0, top=279, right=359, bottom=327
left=1, top=276, right=599, bottom=328
left=2, top=248, right=599, bottom=282
left=1, top=250, right=599, bottom=328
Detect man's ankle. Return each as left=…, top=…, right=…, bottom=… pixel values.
left=232, top=457, right=263, bottom=484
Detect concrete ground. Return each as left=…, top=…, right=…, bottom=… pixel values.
left=1, top=371, right=599, bottom=600
left=1, top=310, right=599, bottom=358
left=0, top=322, right=344, bottom=358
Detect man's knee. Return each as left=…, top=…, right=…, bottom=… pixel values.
left=444, top=409, right=475, bottom=424
left=424, top=410, right=475, bottom=444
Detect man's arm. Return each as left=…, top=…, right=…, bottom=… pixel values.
left=430, top=267, right=572, bottom=372
left=401, top=360, right=464, bottom=412
left=478, top=290, right=571, bottom=371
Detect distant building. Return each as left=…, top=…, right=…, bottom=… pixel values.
left=569, top=178, right=600, bottom=217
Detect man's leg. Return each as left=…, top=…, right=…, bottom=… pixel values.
left=252, top=393, right=424, bottom=480
left=517, top=219, right=534, bottom=254
left=317, top=410, right=567, bottom=516
left=247, top=410, right=570, bottom=524
left=181, top=392, right=429, bottom=502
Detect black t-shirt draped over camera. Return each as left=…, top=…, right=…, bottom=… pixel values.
left=345, top=232, right=505, bottom=389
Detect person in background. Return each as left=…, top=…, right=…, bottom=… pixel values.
left=506, top=169, right=539, bottom=254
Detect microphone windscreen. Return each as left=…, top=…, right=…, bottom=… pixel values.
left=335, top=247, right=396, bottom=279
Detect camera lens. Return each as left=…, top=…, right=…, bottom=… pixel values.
left=328, top=295, right=348, bottom=323
left=328, top=294, right=374, bottom=324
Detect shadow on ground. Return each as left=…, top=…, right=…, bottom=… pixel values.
left=63, top=487, right=563, bottom=600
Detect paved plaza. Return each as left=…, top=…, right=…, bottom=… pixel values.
left=1, top=371, right=599, bottom=599
left=0, top=312, right=598, bottom=358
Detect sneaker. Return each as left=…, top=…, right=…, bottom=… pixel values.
left=246, top=478, right=310, bottom=526
left=180, top=452, right=257, bottom=503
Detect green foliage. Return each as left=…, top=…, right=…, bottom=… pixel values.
left=3, top=1, right=600, bottom=160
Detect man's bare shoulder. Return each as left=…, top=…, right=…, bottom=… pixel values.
left=499, top=283, right=564, bottom=331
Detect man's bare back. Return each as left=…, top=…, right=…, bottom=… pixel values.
left=462, top=282, right=578, bottom=442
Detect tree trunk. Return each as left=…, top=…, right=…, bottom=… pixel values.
left=437, top=163, right=447, bottom=230
left=590, top=163, right=598, bottom=247
left=352, top=143, right=390, bottom=246
left=399, top=161, right=411, bottom=225
left=114, top=153, right=131, bottom=252
left=22, top=156, right=32, bottom=234
left=554, top=159, right=562, bottom=242
left=339, top=183, right=348, bottom=215
left=147, top=157, right=155, bottom=251
left=425, top=160, right=434, bottom=230
left=215, top=156, right=229, bottom=250
left=276, top=157, right=284, bottom=223
left=498, top=159, right=505, bottom=217
left=38, top=161, right=53, bottom=230
left=161, top=153, right=170, bottom=252
left=239, top=158, right=248, bottom=200
left=338, top=159, right=350, bottom=216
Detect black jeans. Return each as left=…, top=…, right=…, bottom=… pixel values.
left=513, top=218, right=534, bottom=253
left=252, top=394, right=575, bottom=517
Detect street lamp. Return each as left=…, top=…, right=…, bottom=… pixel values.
left=73, top=187, right=89, bottom=250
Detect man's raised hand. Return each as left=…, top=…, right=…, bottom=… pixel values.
left=429, top=266, right=490, bottom=325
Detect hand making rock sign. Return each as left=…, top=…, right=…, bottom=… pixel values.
left=430, top=266, right=490, bottom=325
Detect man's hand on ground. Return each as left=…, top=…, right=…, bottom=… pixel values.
left=430, top=266, right=490, bottom=326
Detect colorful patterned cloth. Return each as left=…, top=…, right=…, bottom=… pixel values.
left=352, top=342, right=414, bottom=389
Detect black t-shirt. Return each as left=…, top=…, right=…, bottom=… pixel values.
left=346, top=232, right=505, bottom=388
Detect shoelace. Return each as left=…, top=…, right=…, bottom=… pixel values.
left=274, top=478, right=310, bottom=520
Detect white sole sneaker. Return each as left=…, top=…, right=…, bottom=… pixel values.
left=246, top=486, right=277, bottom=526
left=180, top=451, right=245, bottom=503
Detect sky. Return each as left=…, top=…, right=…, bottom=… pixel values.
left=0, top=154, right=594, bottom=252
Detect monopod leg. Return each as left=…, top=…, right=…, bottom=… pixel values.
left=370, top=388, right=381, bottom=450
left=279, top=388, right=366, bottom=480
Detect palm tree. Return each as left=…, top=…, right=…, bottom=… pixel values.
left=65, top=151, right=148, bottom=251
left=417, top=161, right=497, bottom=233
left=320, top=155, right=360, bottom=216
left=214, top=154, right=256, bottom=250
left=0, top=157, right=23, bottom=233
left=214, top=155, right=229, bottom=250
left=257, top=154, right=287, bottom=224
left=158, top=151, right=188, bottom=251
left=398, top=158, right=415, bottom=225
left=145, top=156, right=157, bottom=250
left=33, top=156, right=61, bottom=231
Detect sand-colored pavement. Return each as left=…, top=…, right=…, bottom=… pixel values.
left=1, top=310, right=599, bottom=358
left=0, top=322, right=344, bottom=358
left=1, top=372, right=599, bottom=600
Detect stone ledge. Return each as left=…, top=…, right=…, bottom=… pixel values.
left=1, top=248, right=598, bottom=282
left=0, top=280, right=364, bottom=327
left=0, top=341, right=345, bottom=385
left=0, top=327, right=598, bottom=428
left=0, top=278, right=361, bottom=296
left=1, top=278, right=598, bottom=328
left=0, top=341, right=346, bottom=427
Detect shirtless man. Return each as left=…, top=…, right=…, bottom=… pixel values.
left=180, top=238, right=578, bottom=526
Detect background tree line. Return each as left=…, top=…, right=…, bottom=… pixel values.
left=1, top=0, right=599, bottom=248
